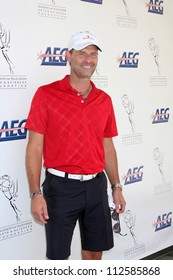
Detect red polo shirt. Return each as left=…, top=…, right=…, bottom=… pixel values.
left=25, top=75, right=118, bottom=174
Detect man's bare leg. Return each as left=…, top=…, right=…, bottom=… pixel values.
left=82, top=250, right=102, bottom=260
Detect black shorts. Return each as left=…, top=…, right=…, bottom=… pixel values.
left=43, top=171, right=114, bottom=260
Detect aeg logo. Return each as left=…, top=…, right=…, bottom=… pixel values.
left=154, top=212, right=172, bottom=232
left=118, top=52, right=139, bottom=68
left=38, top=47, right=68, bottom=66
left=152, top=108, right=169, bottom=123
left=147, top=0, right=164, bottom=15
left=0, top=119, right=27, bottom=142
left=123, top=166, right=144, bottom=185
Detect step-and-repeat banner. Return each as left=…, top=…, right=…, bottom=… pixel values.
left=0, top=0, right=173, bottom=260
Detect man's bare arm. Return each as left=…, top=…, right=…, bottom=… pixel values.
left=26, top=130, right=49, bottom=223
left=103, top=137, right=126, bottom=213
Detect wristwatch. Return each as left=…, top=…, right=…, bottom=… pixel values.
left=111, top=183, right=123, bottom=191
left=30, top=188, right=42, bottom=199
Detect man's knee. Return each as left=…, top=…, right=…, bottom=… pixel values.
left=81, top=250, right=102, bottom=260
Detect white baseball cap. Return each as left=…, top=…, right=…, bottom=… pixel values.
left=68, top=31, right=102, bottom=52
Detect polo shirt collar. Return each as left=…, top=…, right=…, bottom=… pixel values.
left=59, top=75, right=97, bottom=95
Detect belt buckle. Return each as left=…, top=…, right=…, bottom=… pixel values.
left=80, top=175, right=84, bottom=181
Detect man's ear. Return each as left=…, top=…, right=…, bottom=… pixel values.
left=65, top=50, right=71, bottom=64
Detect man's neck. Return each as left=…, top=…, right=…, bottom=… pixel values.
left=68, top=75, right=92, bottom=99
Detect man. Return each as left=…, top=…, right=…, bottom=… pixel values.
left=25, top=31, right=126, bottom=260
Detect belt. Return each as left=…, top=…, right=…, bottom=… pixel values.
left=47, top=168, right=97, bottom=181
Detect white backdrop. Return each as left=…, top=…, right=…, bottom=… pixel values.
left=0, top=0, right=173, bottom=260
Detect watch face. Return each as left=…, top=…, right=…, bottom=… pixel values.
left=112, top=184, right=123, bottom=190
left=30, top=189, right=42, bottom=198
left=117, top=184, right=123, bottom=190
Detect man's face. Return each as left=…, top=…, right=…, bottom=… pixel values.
left=66, top=45, right=98, bottom=79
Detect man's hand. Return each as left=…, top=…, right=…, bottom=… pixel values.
left=112, top=188, right=126, bottom=214
left=31, top=195, right=49, bottom=224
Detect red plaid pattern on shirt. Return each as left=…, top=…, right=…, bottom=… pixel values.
left=25, top=75, right=118, bottom=174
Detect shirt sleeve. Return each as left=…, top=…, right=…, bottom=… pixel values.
left=104, top=98, right=118, bottom=138
left=25, top=87, right=48, bottom=134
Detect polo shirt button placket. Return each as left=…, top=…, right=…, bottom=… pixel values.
left=76, top=93, right=84, bottom=104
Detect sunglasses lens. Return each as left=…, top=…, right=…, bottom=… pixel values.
left=113, top=223, right=120, bottom=233
left=112, top=211, right=119, bottom=220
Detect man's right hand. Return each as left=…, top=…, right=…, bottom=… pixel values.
left=31, top=195, right=49, bottom=224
